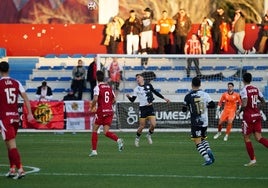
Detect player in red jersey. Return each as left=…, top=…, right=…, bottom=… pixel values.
left=214, top=82, right=241, bottom=141
left=237, top=72, right=268, bottom=166
left=0, top=61, right=34, bottom=179
left=89, top=70, right=123, bottom=157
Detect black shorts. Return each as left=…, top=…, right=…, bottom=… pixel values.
left=139, top=105, right=155, bottom=118
left=191, top=126, right=207, bottom=139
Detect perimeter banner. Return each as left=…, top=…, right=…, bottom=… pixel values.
left=22, top=101, right=64, bottom=129
left=64, top=100, right=95, bottom=130
left=116, top=102, right=268, bottom=129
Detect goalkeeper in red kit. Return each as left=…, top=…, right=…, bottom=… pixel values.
left=89, top=70, right=123, bottom=157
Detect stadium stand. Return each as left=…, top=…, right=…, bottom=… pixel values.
left=3, top=55, right=264, bottom=102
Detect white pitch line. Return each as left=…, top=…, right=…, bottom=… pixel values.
left=0, top=164, right=40, bottom=176
left=30, top=172, right=268, bottom=180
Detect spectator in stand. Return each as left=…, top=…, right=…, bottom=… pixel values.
left=104, top=15, right=124, bottom=54
left=122, top=10, right=142, bottom=54
left=172, top=8, right=192, bottom=54
left=257, top=11, right=268, bottom=53
left=184, top=34, right=202, bottom=78
left=140, top=7, right=154, bottom=51
left=63, top=88, right=78, bottom=101
left=107, top=57, right=123, bottom=97
left=198, top=17, right=212, bottom=54
left=232, top=9, right=256, bottom=54
left=211, top=7, right=231, bottom=54
left=35, top=81, right=53, bottom=101
left=87, top=56, right=97, bottom=100
left=71, top=59, right=86, bottom=100
left=156, top=10, right=175, bottom=54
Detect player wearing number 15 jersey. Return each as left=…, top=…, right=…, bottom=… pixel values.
left=182, top=77, right=216, bottom=166
left=89, top=70, right=123, bottom=157
left=0, top=61, right=34, bottom=179
left=237, top=72, right=268, bottom=166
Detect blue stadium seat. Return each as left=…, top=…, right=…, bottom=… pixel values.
left=222, top=77, right=234, bottom=82
left=58, top=54, right=69, bottom=58
left=173, top=66, right=185, bottom=70
left=132, top=66, right=144, bottom=70
left=46, top=77, right=58, bottom=81
left=123, top=66, right=131, bottom=70
left=51, top=66, right=64, bottom=70
left=167, top=77, right=180, bottom=82
left=32, top=77, right=46, bottom=81
left=72, top=54, right=83, bottom=58
left=252, top=77, right=263, bottom=81
left=175, top=89, right=189, bottom=93
left=256, top=66, right=268, bottom=70
left=44, top=54, right=56, bottom=58
left=243, top=66, right=254, bottom=70
left=126, top=77, right=136, bottom=81
left=214, top=66, right=226, bottom=71
left=146, top=66, right=158, bottom=71
left=26, top=88, right=37, bottom=93
left=38, top=66, right=51, bottom=70
left=204, top=89, right=216, bottom=93
left=264, top=86, right=268, bottom=100
left=85, top=54, right=95, bottom=58
left=53, top=88, right=66, bottom=93
left=218, top=89, right=227, bottom=93
left=200, top=66, right=213, bottom=71
left=228, top=66, right=239, bottom=70
left=0, top=48, right=6, bottom=57
left=58, top=77, right=72, bottom=81
left=154, top=77, right=166, bottom=82
left=65, top=66, right=74, bottom=70
left=159, top=66, right=172, bottom=71
left=181, top=77, right=192, bottom=82
left=121, top=88, right=134, bottom=93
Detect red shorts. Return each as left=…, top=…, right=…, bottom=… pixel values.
left=94, top=113, right=113, bottom=126
left=241, top=119, right=262, bottom=135
left=0, top=118, right=19, bottom=141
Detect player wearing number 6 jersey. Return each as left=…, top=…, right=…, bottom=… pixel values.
left=89, top=70, right=123, bottom=157
left=237, top=72, right=268, bottom=166
left=0, top=61, right=34, bottom=179
left=182, top=77, right=216, bottom=166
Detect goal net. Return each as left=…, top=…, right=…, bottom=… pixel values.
left=97, top=54, right=268, bottom=131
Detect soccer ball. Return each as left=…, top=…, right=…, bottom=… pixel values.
left=87, top=1, right=97, bottom=10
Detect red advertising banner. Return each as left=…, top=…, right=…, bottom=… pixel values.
left=23, top=101, right=64, bottom=129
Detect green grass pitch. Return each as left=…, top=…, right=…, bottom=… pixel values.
left=0, top=131, right=267, bottom=188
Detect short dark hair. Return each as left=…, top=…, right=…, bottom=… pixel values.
left=243, top=72, right=252, bottom=83
left=227, top=82, right=234, bottom=87
left=192, top=77, right=201, bottom=87
left=136, top=73, right=143, bottom=77
left=96, top=70, right=105, bottom=82
left=42, top=81, right=47, bottom=86
left=0, top=61, right=9, bottom=73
